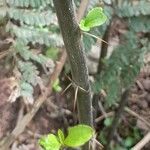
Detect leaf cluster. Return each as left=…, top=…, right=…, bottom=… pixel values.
left=79, top=7, right=107, bottom=32
left=39, top=124, right=94, bottom=150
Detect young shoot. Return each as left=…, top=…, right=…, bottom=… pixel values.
left=79, top=7, right=108, bottom=44
left=39, top=124, right=95, bottom=150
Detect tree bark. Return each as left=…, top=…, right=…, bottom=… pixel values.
left=53, top=0, right=93, bottom=126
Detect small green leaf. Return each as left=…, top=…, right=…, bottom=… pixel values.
left=104, top=117, right=113, bottom=127
left=79, top=20, right=90, bottom=31
left=64, top=125, right=94, bottom=148
left=46, top=47, right=59, bottom=60
left=124, top=136, right=135, bottom=148
left=39, top=134, right=61, bottom=150
left=58, top=129, right=65, bottom=145
left=79, top=7, right=107, bottom=31
left=54, top=85, right=62, bottom=92
left=52, top=79, right=62, bottom=92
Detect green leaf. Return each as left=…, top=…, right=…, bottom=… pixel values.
left=64, top=125, right=94, bottom=148
left=133, top=127, right=142, bottom=140
left=52, top=79, right=62, bottom=92
left=79, top=7, right=107, bottom=31
left=58, top=129, right=65, bottom=145
left=79, top=19, right=90, bottom=31
left=39, top=134, right=61, bottom=150
left=124, top=136, right=135, bottom=148
left=104, top=117, right=113, bottom=127
left=46, top=47, right=59, bottom=60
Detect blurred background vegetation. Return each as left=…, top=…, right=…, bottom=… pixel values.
left=0, top=0, right=150, bottom=149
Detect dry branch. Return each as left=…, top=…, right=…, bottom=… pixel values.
left=131, top=132, right=150, bottom=150
left=0, top=50, right=67, bottom=150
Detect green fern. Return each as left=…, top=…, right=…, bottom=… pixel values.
left=20, top=81, right=34, bottom=104
left=116, top=1, right=150, bottom=17
left=0, top=0, right=61, bottom=103
left=81, top=0, right=150, bottom=106
left=14, top=40, right=49, bottom=63
left=82, top=0, right=150, bottom=52
left=7, top=23, right=63, bottom=46
left=87, top=0, right=99, bottom=10
left=13, top=39, right=55, bottom=103
left=0, top=0, right=62, bottom=47
left=128, top=16, right=150, bottom=33
left=6, top=0, right=52, bottom=8
left=93, top=31, right=149, bottom=106
left=8, top=8, right=56, bottom=26
left=18, top=60, right=39, bottom=86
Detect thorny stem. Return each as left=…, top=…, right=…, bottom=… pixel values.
left=53, top=1, right=93, bottom=149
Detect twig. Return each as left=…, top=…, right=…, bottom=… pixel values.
left=77, top=0, right=90, bottom=21
left=97, top=20, right=112, bottom=74
left=131, top=131, right=150, bottom=150
left=95, top=104, right=150, bottom=128
left=0, top=50, right=10, bottom=60
left=105, top=89, right=130, bottom=150
left=98, top=100, right=108, bottom=118
left=125, top=107, right=150, bottom=129
left=95, top=104, right=150, bottom=129
left=92, top=138, right=104, bottom=150
left=0, top=50, right=67, bottom=150
left=83, top=32, right=108, bottom=45
left=95, top=111, right=114, bottom=123
left=90, top=134, right=104, bottom=150
left=115, top=103, right=150, bottom=129
left=16, top=102, right=24, bottom=127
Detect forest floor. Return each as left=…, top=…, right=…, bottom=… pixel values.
left=0, top=26, right=150, bottom=150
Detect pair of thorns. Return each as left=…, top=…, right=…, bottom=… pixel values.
left=61, top=76, right=88, bottom=111
left=61, top=33, right=108, bottom=110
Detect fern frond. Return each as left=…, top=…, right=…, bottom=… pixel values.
left=87, top=0, right=99, bottom=10
left=93, top=31, right=149, bottom=106
left=6, top=0, right=52, bottom=8
left=7, top=23, right=63, bottom=47
left=14, top=40, right=55, bottom=72
left=20, top=81, right=34, bottom=104
left=128, top=16, right=150, bottom=33
left=116, top=1, right=150, bottom=17
left=8, top=8, right=57, bottom=26
left=18, top=60, right=39, bottom=86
